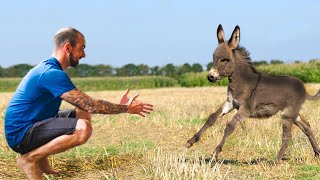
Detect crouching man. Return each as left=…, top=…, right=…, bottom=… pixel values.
left=4, top=27, right=153, bottom=179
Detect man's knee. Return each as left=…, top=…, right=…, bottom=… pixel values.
left=75, top=119, right=92, bottom=145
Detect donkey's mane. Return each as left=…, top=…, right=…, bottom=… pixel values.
left=235, top=46, right=258, bottom=73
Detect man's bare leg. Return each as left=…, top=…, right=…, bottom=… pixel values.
left=38, top=109, right=92, bottom=175
left=39, top=157, right=59, bottom=174
left=39, top=109, right=92, bottom=175
left=17, top=156, right=42, bottom=180
left=17, top=118, right=92, bottom=179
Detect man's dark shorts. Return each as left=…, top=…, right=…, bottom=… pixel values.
left=12, top=109, right=78, bottom=154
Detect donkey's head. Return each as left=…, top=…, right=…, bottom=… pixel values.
left=207, top=24, right=241, bottom=83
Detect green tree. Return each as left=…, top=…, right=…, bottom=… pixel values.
left=95, top=64, right=114, bottom=76
left=160, top=63, right=177, bottom=78
left=5, top=64, right=34, bottom=77
left=150, top=66, right=161, bottom=75
left=67, top=64, right=97, bottom=77
left=191, top=63, right=203, bottom=73
left=177, top=63, right=192, bottom=76
left=116, top=63, right=140, bottom=76
left=137, top=64, right=150, bottom=75
left=0, top=66, right=3, bottom=77
left=270, top=60, right=284, bottom=64
left=309, top=59, right=320, bottom=64
left=206, top=62, right=213, bottom=71
left=252, top=61, right=268, bottom=66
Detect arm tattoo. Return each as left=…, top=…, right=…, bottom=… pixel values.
left=61, top=88, right=128, bottom=114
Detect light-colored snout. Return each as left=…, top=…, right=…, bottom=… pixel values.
left=207, top=68, right=220, bottom=83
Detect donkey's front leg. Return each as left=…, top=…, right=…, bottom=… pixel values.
left=186, top=99, right=236, bottom=148
left=212, top=113, right=242, bottom=160
left=186, top=106, right=223, bottom=148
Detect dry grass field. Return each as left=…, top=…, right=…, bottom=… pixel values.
left=1, top=84, right=320, bottom=179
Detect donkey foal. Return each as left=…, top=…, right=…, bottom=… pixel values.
left=186, top=24, right=320, bottom=161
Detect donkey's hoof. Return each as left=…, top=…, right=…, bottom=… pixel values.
left=273, top=159, right=282, bottom=165
left=210, top=156, right=218, bottom=162
left=211, top=152, right=218, bottom=162
left=314, top=151, right=320, bottom=158
left=185, top=143, right=193, bottom=148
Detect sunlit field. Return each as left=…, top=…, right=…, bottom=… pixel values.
left=1, top=84, right=320, bottom=179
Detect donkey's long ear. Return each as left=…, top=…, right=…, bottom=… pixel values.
left=228, top=25, right=240, bottom=49
left=217, top=24, right=225, bottom=44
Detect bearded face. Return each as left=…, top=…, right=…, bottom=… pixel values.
left=69, top=52, right=78, bottom=67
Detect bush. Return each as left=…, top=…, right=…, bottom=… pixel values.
left=0, top=76, right=179, bottom=92
left=0, top=78, right=21, bottom=92
left=1, top=62, right=319, bottom=92
left=179, top=61, right=320, bottom=87
left=256, top=62, right=320, bottom=83
left=179, top=72, right=229, bottom=87
left=70, top=76, right=179, bottom=91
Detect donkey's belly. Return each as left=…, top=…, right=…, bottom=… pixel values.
left=250, top=103, right=280, bottom=118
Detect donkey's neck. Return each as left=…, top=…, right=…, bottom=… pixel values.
left=228, top=63, right=260, bottom=100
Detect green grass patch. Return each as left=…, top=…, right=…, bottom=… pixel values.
left=1, top=62, right=319, bottom=91
left=69, top=146, right=105, bottom=158
left=123, top=140, right=155, bottom=152
left=257, top=62, right=320, bottom=83
left=0, top=78, right=21, bottom=92
left=297, top=165, right=320, bottom=179
left=179, top=62, right=320, bottom=87
left=0, top=148, right=18, bottom=159
left=179, top=72, right=229, bottom=87
left=128, top=115, right=142, bottom=121
left=62, top=140, right=156, bottom=158
left=72, top=76, right=179, bottom=91
left=180, top=117, right=206, bottom=125
left=104, top=146, right=121, bottom=156
left=91, top=115, right=118, bottom=125
left=0, top=76, right=179, bottom=92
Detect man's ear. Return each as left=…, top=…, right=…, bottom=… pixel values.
left=64, top=43, right=72, bottom=53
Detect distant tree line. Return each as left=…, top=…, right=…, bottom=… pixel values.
left=0, top=63, right=205, bottom=78
left=0, top=59, right=318, bottom=78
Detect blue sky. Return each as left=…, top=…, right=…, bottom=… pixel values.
left=0, top=1, right=319, bottom=68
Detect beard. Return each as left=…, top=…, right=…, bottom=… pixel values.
left=69, top=52, right=78, bottom=67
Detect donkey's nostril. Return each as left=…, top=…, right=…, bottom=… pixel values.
left=207, top=75, right=217, bottom=83
left=207, top=75, right=215, bottom=82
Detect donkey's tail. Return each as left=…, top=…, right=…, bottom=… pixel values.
left=306, top=89, right=320, bottom=100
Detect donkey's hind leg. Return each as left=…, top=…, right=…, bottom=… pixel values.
left=293, top=114, right=320, bottom=157
left=276, top=118, right=293, bottom=161
left=186, top=100, right=235, bottom=148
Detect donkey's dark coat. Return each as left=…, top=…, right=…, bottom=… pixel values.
left=186, top=24, right=320, bottom=161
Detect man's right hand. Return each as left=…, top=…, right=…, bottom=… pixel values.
left=120, top=89, right=130, bottom=105
left=126, top=94, right=153, bottom=117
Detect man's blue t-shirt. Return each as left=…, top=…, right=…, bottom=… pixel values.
left=5, top=57, right=76, bottom=148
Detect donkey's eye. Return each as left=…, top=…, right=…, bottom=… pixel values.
left=220, top=58, right=229, bottom=63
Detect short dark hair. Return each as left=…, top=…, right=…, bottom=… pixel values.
left=54, top=27, right=84, bottom=48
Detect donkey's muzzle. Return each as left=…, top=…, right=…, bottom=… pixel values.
left=207, top=75, right=217, bottom=83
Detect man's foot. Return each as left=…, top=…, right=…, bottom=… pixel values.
left=39, top=157, right=59, bottom=174
left=17, top=155, right=43, bottom=180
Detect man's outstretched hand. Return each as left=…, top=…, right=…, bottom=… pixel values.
left=120, top=89, right=153, bottom=117
left=120, top=89, right=130, bottom=105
